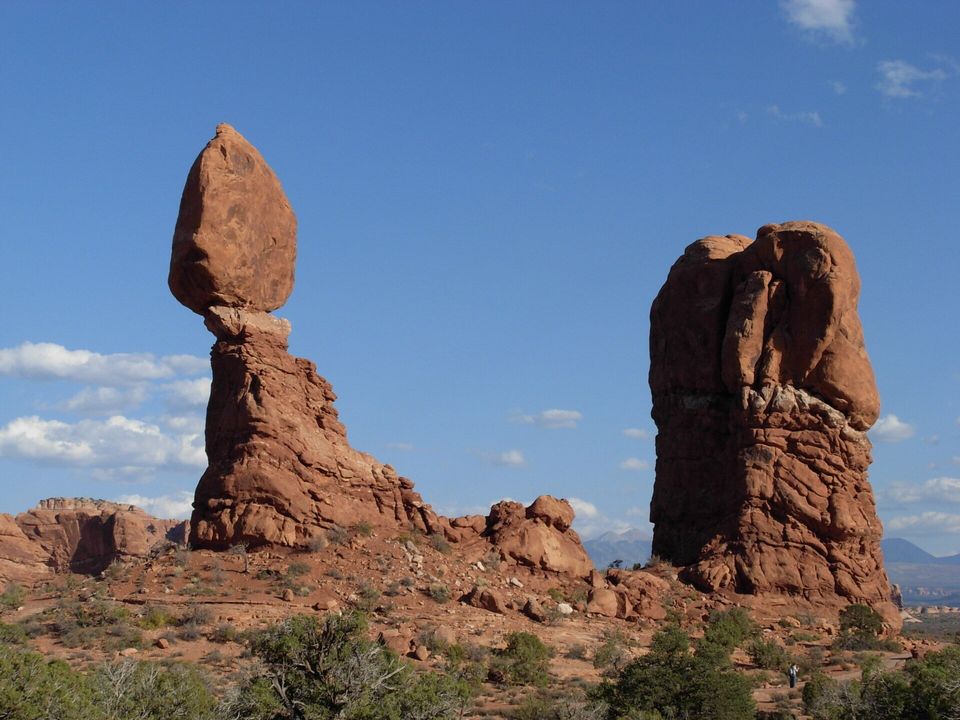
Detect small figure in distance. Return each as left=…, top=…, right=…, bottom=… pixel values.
left=788, top=662, right=799, bottom=689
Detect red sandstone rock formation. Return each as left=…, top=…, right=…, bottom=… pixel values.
left=649, top=221, right=898, bottom=625
left=0, top=498, right=185, bottom=582
left=171, top=124, right=592, bottom=578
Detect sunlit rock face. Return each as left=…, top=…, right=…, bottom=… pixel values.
left=649, top=221, right=898, bottom=626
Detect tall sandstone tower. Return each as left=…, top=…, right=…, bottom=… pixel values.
left=649, top=222, right=899, bottom=625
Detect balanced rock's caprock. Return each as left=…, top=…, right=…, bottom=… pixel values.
left=172, top=125, right=593, bottom=577
left=649, top=222, right=898, bottom=625
left=169, top=124, right=296, bottom=314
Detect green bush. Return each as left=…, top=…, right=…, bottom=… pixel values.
left=91, top=660, right=218, bottom=720
left=493, top=632, right=555, bottom=687
left=594, top=624, right=755, bottom=720
left=702, top=607, right=759, bottom=650
left=0, top=644, right=102, bottom=719
left=225, top=612, right=473, bottom=719
left=1, top=583, right=26, bottom=610
left=746, top=637, right=792, bottom=671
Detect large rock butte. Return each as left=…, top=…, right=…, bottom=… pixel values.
left=171, top=124, right=592, bottom=576
left=649, top=221, right=898, bottom=625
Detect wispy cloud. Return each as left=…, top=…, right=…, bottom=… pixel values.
left=115, top=491, right=194, bottom=519
left=871, top=414, right=915, bottom=443
left=0, top=342, right=206, bottom=386
left=386, top=441, right=414, bottom=452
left=60, top=385, right=149, bottom=415
left=886, top=511, right=960, bottom=535
left=876, top=60, right=948, bottom=98
left=566, top=496, right=633, bottom=539
left=619, top=457, right=650, bottom=472
left=781, top=0, right=856, bottom=44
left=0, top=415, right=205, bottom=478
left=767, top=104, right=824, bottom=128
left=831, top=80, right=847, bottom=95
left=486, top=449, right=525, bottom=467
left=510, top=409, right=582, bottom=429
left=622, top=428, right=649, bottom=440
left=887, top=477, right=960, bottom=505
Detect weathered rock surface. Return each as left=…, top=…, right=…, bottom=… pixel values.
left=169, top=124, right=296, bottom=315
left=0, top=498, right=186, bottom=582
left=175, top=126, right=594, bottom=578
left=649, top=221, right=897, bottom=625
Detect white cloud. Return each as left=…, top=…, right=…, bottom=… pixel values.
left=510, top=409, right=582, bottom=429
left=163, top=378, right=211, bottom=408
left=0, top=342, right=207, bottom=386
left=386, top=442, right=414, bottom=452
left=0, top=415, right=206, bottom=475
left=567, top=497, right=599, bottom=519
left=767, top=104, right=823, bottom=128
left=494, top=449, right=525, bottom=467
left=622, top=428, right=649, bottom=440
left=877, top=60, right=948, bottom=98
left=619, top=457, right=650, bottom=471
left=61, top=385, right=149, bottom=415
left=115, top=491, right=194, bottom=519
left=887, top=477, right=960, bottom=505
left=886, top=511, right=960, bottom=535
left=831, top=80, right=847, bottom=95
left=871, top=414, right=915, bottom=442
left=781, top=0, right=855, bottom=44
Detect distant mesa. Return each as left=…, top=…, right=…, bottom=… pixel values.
left=649, top=221, right=899, bottom=626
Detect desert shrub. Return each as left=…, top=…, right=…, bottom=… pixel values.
left=492, top=632, right=554, bottom=687
left=210, top=622, right=239, bottom=643
left=354, top=521, right=374, bottom=537
left=566, top=643, right=589, bottom=661
left=746, top=637, right=792, bottom=671
left=833, top=604, right=898, bottom=651
left=547, top=588, right=565, bottom=603
left=593, top=630, right=632, bottom=674
left=179, top=605, right=213, bottom=626
left=0, top=583, right=26, bottom=611
left=702, top=607, right=759, bottom=650
left=173, top=546, right=191, bottom=568
left=306, top=536, right=329, bottom=552
left=353, top=582, right=381, bottom=612
left=92, top=659, right=218, bottom=720
left=429, top=583, right=452, bottom=604
left=54, top=598, right=131, bottom=648
left=0, top=644, right=102, bottom=719
left=327, top=525, right=352, bottom=545
left=223, top=612, right=473, bottom=719
left=286, top=561, right=311, bottom=580
left=0, top=621, right=27, bottom=644
left=594, top=624, right=755, bottom=720
left=227, top=542, right=249, bottom=572
left=429, top=533, right=452, bottom=554
left=138, top=605, right=176, bottom=629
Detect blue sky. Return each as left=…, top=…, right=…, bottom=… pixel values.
left=1, top=1, right=959, bottom=553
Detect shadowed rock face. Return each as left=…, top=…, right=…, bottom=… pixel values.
left=649, top=222, right=898, bottom=625
left=171, top=125, right=593, bottom=578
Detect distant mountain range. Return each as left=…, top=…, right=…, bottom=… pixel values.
left=583, top=529, right=652, bottom=570
left=881, top=538, right=960, bottom=565
left=583, top=532, right=960, bottom=606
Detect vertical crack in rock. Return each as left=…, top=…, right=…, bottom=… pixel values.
left=649, top=221, right=899, bottom=626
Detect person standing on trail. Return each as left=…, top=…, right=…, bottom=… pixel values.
left=788, top=663, right=799, bottom=689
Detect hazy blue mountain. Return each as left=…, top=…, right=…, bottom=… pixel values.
left=882, top=538, right=937, bottom=564
left=583, top=529, right=652, bottom=570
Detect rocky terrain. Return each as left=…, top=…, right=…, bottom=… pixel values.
left=649, top=223, right=899, bottom=627
left=0, top=124, right=935, bottom=718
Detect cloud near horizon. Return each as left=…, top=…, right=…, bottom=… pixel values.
left=0, top=342, right=207, bottom=386
left=115, top=490, right=194, bottom=519
left=886, top=511, right=960, bottom=535
left=619, top=457, right=650, bottom=471
left=510, top=408, right=582, bottom=429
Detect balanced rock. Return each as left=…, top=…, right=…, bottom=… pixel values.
left=649, top=221, right=897, bottom=625
left=172, top=125, right=595, bottom=580
left=169, top=124, right=296, bottom=314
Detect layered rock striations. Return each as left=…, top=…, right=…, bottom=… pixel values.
left=649, top=222, right=897, bottom=624
left=171, top=124, right=593, bottom=577
left=0, top=498, right=185, bottom=582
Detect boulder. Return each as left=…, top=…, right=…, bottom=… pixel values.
left=169, top=124, right=296, bottom=314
